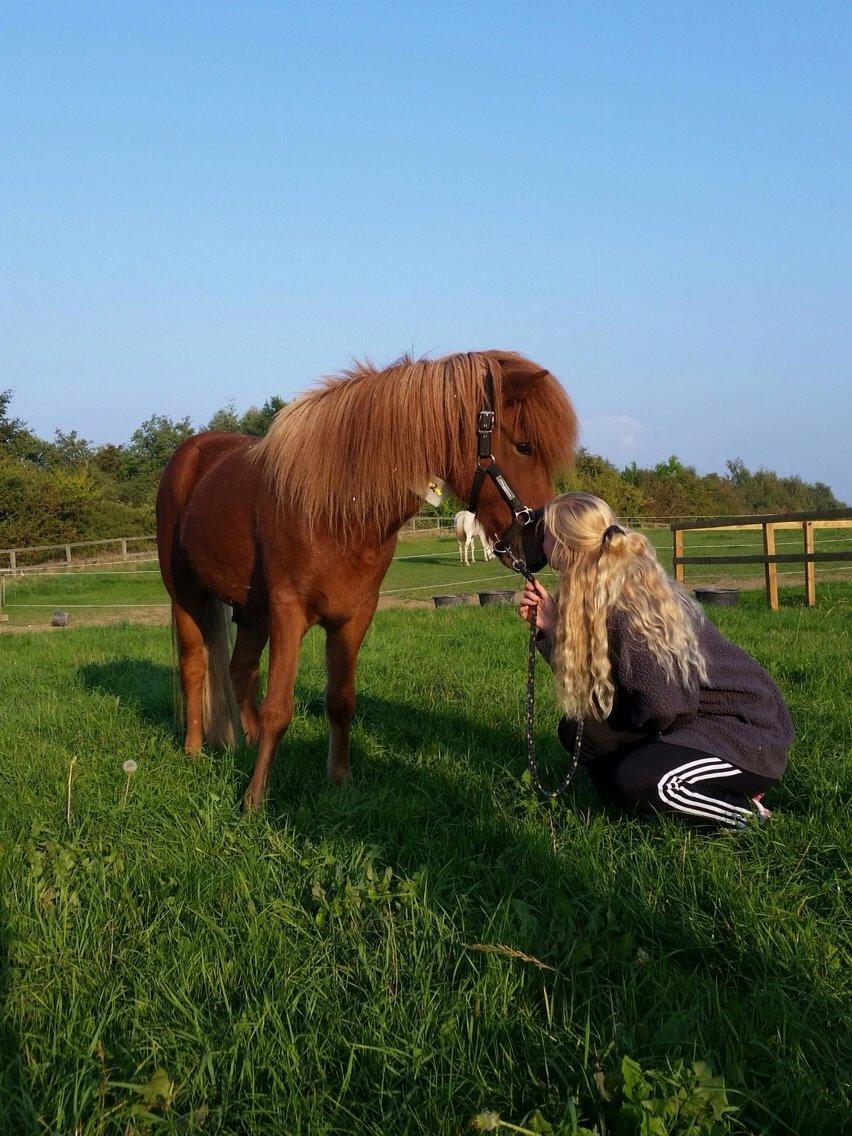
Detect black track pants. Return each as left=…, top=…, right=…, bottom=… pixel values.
left=558, top=719, right=776, bottom=828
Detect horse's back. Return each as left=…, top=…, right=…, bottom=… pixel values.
left=159, top=432, right=255, bottom=503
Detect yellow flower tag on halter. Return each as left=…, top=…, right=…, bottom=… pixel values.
left=425, top=476, right=449, bottom=507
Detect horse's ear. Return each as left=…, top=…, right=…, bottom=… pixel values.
left=487, top=352, right=551, bottom=405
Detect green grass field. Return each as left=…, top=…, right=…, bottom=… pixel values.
left=2, top=527, right=850, bottom=629
left=1, top=587, right=849, bottom=1133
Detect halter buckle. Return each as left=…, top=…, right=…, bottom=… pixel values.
left=477, top=410, right=495, bottom=459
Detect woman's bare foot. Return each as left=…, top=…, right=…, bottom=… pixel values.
left=752, top=793, right=772, bottom=821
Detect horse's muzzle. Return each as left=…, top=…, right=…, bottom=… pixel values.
left=521, top=507, right=548, bottom=573
left=496, top=507, right=547, bottom=574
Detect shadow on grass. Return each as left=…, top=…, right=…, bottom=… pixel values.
left=76, top=657, right=846, bottom=1132
left=76, top=656, right=600, bottom=807
left=0, top=902, right=37, bottom=1133
left=78, top=656, right=177, bottom=735
left=390, top=554, right=465, bottom=567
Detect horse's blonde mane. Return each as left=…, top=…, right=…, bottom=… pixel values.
left=252, top=350, right=576, bottom=536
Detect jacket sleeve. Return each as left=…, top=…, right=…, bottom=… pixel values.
left=609, top=612, right=700, bottom=733
left=534, top=626, right=555, bottom=666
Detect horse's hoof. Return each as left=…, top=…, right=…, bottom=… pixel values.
left=243, top=788, right=265, bottom=811
left=184, top=744, right=203, bottom=761
left=327, top=765, right=351, bottom=788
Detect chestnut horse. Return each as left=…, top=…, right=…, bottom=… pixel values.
left=156, top=350, right=577, bottom=808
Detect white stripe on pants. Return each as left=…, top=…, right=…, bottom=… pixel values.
left=657, top=757, right=755, bottom=828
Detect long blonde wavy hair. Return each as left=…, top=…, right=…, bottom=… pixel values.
left=544, top=492, right=708, bottom=720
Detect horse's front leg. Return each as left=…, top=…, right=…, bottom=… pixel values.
left=324, top=603, right=377, bottom=785
left=244, top=600, right=306, bottom=809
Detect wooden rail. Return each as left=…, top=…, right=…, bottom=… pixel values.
left=671, top=509, right=852, bottom=611
left=0, top=535, right=155, bottom=573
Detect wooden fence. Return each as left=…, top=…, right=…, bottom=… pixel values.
left=0, top=535, right=157, bottom=573
left=3, top=512, right=850, bottom=621
left=672, top=508, right=852, bottom=610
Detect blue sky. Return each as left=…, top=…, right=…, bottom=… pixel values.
left=2, top=2, right=850, bottom=498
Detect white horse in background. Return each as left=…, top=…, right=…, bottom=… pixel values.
left=453, top=510, right=494, bottom=566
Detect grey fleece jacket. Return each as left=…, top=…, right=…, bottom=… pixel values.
left=537, top=607, right=793, bottom=780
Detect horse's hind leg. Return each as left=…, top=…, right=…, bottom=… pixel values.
left=229, top=611, right=269, bottom=746
left=324, top=603, right=376, bottom=786
left=172, top=593, right=209, bottom=755
left=244, top=601, right=306, bottom=809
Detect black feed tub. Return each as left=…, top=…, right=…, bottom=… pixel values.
left=433, top=594, right=469, bottom=608
left=478, top=591, right=516, bottom=606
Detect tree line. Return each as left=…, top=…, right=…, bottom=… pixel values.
left=0, top=389, right=844, bottom=550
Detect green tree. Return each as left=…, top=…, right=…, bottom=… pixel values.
left=240, top=396, right=287, bottom=436
left=0, top=389, right=24, bottom=446
left=557, top=449, right=646, bottom=518
left=207, top=402, right=242, bottom=433
left=0, top=458, right=116, bottom=547
left=51, top=429, right=93, bottom=467
left=128, top=414, right=194, bottom=470
left=725, top=457, right=845, bottom=512
left=92, top=443, right=130, bottom=480
left=0, top=389, right=54, bottom=467
left=205, top=396, right=286, bottom=436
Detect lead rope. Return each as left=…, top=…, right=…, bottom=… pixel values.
left=524, top=599, right=583, bottom=800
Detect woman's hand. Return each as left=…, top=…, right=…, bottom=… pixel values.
left=518, top=579, right=556, bottom=635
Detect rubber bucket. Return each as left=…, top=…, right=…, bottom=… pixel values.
left=694, top=588, right=740, bottom=607
left=478, top=591, right=516, bottom=606
left=433, top=594, right=468, bottom=608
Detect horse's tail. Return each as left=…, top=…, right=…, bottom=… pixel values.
left=171, top=598, right=243, bottom=749
left=170, top=607, right=184, bottom=732
left=201, top=599, right=243, bottom=749
left=453, top=511, right=467, bottom=542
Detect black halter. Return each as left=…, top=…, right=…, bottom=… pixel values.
left=466, top=369, right=542, bottom=582
left=466, top=364, right=582, bottom=802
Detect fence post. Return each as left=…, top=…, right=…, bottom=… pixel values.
left=763, top=523, right=778, bottom=611
left=0, top=575, right=7, bottom=623
left=121, top=538, right=128, bottom=560
left=65, top=544, right=72, bottom=567
left=673, top=529, right=684, bottom=585
left=9, top=550, right=16, bottom=572
left=803, top=522, right=816, bottom=607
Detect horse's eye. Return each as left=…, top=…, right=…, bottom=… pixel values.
left=514, top=442, right=533, bottom=456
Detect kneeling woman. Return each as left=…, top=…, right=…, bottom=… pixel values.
left=519, top=493, right=793, bottom=828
